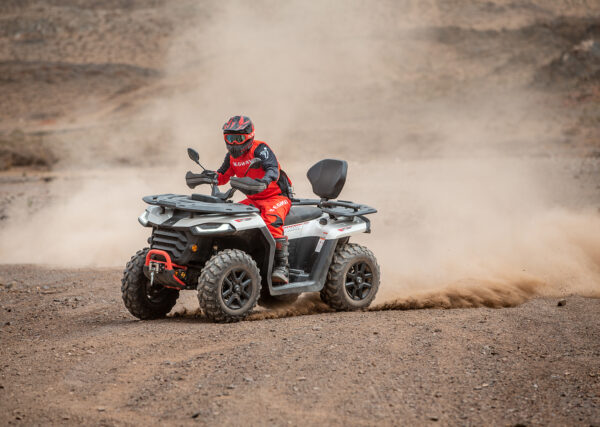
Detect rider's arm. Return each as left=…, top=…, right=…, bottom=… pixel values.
left=217, top=154, right=234, bottom=185
left=254, top=143, right=279, bottom=184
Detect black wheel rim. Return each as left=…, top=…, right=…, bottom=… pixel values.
left=345, top=261, right=373, bottom=301
left=221, top=268, right=253, bottom=310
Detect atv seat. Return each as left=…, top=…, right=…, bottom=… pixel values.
left=285, top=206, right=322, bottom=226
left=307, top=159, right=347, bottom=200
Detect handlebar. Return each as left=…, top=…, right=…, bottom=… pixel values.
left=185, top=171, right=216, bottom=188
left=230, top=177, right=267, bottom=196
left=185, top=171, right=236, bottom=201
left=185, top=153, right=265, bottom=201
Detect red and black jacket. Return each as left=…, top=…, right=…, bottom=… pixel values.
left=217, top=140, right=292, bottom=200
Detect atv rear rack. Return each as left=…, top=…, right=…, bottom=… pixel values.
left=292, top=198, right=377, bottom=218
left=291, top=198, right=376, bottom=233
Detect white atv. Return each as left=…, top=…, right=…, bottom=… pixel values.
left=121, top=148, right=380, bottom=322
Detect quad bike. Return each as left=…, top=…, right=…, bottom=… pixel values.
left=121, top=148, right=380, bottom=322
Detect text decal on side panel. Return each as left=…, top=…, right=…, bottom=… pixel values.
left=283, top=221, right=308, bottom=239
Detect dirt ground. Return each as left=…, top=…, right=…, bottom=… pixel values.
left=1, top=265, right=599, bottom=426
left=1, top=1, right=600, bottom=425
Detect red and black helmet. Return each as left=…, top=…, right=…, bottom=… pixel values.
left=223, top=115, right=255, bottom=158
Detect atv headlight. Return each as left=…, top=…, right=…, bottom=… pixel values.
left=138, top=211, right=150, bottom=227
left=192, top=223, right=235, bottom=235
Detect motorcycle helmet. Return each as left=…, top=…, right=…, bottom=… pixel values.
left=223, top=115, right=255, bottom=158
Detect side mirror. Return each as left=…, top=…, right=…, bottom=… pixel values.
left=187, top=148, right=200, bottom=164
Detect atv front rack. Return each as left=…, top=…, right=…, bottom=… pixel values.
left=143, top=194, right=259, bottom=215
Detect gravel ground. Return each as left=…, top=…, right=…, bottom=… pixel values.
left=0, top=265, right=598, bottom=426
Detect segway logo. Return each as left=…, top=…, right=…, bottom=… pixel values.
left=232, top=159, right=252, bottom=168
left=274, top=199, right=289, bottom=209
left=268, top=199, right=289, bottom=213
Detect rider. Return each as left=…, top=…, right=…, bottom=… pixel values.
left=197, top=115, right=292, bottom=284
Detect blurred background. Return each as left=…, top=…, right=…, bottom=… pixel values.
left=0, top=0, right=599, bottom=300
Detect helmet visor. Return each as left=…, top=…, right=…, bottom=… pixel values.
left=224, top=133, right=251, bottom=144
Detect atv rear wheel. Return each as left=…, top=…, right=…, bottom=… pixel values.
left=197, top=249, right=261, bottom=322
left=320, top=243, right=380, bottom=311
left=121, top=248, right=180, bottom=319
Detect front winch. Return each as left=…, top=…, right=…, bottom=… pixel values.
left=143, top=249, right=188, bottom=290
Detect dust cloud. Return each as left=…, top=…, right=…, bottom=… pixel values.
left=247, top=294, right=333, bottom=321
left=363, top=160, right=600, bottom=309
left=246, top=278, right=540, bottom=322
left=1, top=0, right=599, bottom=313
left=372, top=279, right=542, bottom=311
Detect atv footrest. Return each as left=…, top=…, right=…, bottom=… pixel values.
left=288, top=269, right=309, bottom=284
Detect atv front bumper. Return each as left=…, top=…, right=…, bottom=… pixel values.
left=143, top=249, right=188, bottom=290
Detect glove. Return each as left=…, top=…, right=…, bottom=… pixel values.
left=185, top=170, right=217, bottom=189
left=200, top=170, right=217, bottom=180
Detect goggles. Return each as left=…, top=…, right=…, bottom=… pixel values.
left=224, top=133, right=253, bottom=145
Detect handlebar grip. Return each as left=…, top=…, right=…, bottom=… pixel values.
left=186, top=171, right=216, bottom=189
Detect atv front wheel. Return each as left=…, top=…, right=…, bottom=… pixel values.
left=197, top=249, right=261, bottom=322
left=121, top=248, right=180, bottom=319
left=320, top=243, right=380, bottom=310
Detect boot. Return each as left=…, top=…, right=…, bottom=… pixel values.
left=272, top=237, right=289, bottom=284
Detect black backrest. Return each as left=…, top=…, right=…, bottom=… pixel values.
left=306, top=159, right=348, bottom=200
